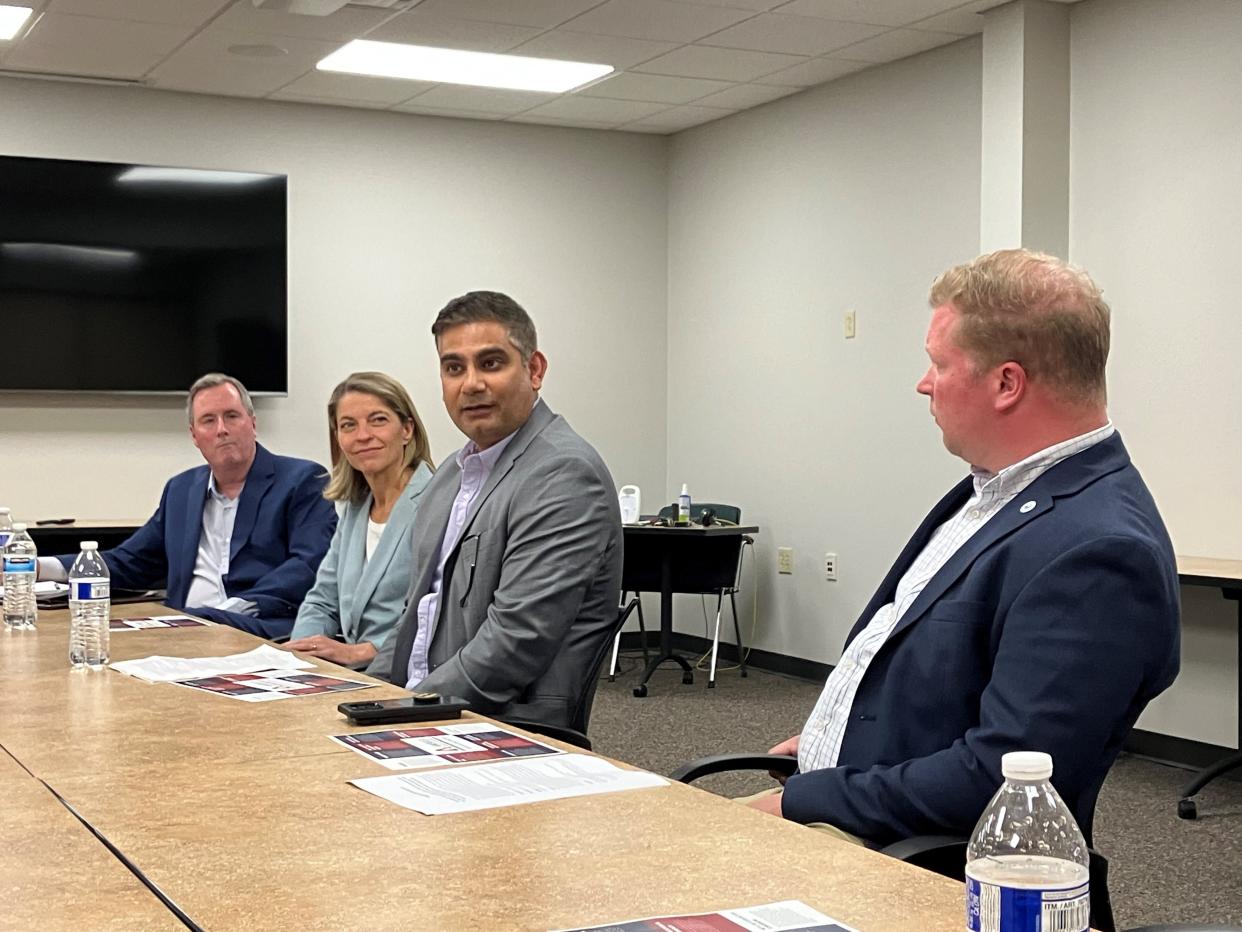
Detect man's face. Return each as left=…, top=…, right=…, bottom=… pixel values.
left=438, top=321, right=546, bottom=450
left=189, top=383, right=258, bottom=475
left=916, top=303, right=993, bottom=467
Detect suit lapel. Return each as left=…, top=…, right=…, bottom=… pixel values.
left=457, top=399, right=554, bottom=538
left=230, top=444, right=275, bottom=561
left=171, top=468, right=209, bottom=603
left=348, top=464, right=432, bottom=637
left=883, top=432, right=1131, bottom=642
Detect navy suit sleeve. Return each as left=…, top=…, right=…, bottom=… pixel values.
left=228, top=465, right=336, bottom=619
left=781, top=536, right=1179, bottom=841
left=72, top=487, right=172, bottom=590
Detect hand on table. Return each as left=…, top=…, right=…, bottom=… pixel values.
left=284, top=636, right=376, bottom=668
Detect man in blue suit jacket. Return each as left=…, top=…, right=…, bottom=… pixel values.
left=752, top=250, right=1180, bottom=846
left=41, top=374, right=336, bottom=640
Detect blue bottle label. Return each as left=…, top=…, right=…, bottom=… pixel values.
left=3, top=556, right=35, bottom=573
left=966, top=876, right=1089, bottom=932
left=71, top=579, right=110, bottom=600
left=0, top=532, right=11, bottom=549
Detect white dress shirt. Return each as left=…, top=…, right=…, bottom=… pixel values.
left=184, top=476, right=257, bottom=616
left=365, top=518, right=385, bottom=564
left=797, top=422, right=1116, bottom=774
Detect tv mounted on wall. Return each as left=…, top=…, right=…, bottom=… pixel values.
left=0, top=154, right=287, bottom=394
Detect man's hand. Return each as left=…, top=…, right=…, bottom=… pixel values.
left=285, top=636, right=376, bottom=668
left=767, top=734, right=799, bottom=784
left=748, top=790, right=784, bottom=817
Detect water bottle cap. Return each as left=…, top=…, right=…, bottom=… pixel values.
left=0, top=506, right=10, bottom=514
left=80, top=541, right=99, bottom=551
left=12, top=522, right=26, bottom=531
left=1001, top=751, right=1053, bottom=781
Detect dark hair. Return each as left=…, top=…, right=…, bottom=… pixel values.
left=431, top=291, right=538, bottom=362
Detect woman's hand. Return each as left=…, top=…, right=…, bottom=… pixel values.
left=284, top=635, right=377, bottom=668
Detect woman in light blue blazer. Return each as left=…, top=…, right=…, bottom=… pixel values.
left=287, top=372, right=434, bottom=668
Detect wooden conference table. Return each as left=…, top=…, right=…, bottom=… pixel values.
left=1, top=603, right=967, bottom=931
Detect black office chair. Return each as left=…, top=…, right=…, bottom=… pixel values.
left=1176, top=751, right=1242, bottom=819
left=670, top=753, right=1117, bottom=932
left=607, top=591, right=649, bottom=681
left=649, top=502, right=753, bottom=688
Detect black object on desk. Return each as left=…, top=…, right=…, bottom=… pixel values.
left=27, top=521, right=141, bottom=554
left=1175, top=559, right=1242, bottom=820
left=622, top=524, right=759, bottom=698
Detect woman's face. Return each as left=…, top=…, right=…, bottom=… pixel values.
left=334, top=391, right=413, bottom=481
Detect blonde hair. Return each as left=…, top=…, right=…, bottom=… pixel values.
left=323, top=372, right=433, bottom=504
left=929, top=249, right=1110, bottom=406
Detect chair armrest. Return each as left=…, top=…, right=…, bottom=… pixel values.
left=670, top=753, right=797, bottom=783
left=880, top=836, right=968, bottom=880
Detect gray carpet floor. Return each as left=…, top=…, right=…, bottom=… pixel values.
left=592, top=658, right=1242, bottom=929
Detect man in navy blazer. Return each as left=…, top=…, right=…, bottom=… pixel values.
left=41, top=374, right=336, bottom=640
left=751, top=250, right=1180, bottom=846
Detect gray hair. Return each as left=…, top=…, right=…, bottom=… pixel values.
left=186, top=373, right=255, bottom=424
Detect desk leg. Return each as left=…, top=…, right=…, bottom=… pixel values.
left=633, top=556, right=695, bottom=698
left=1177, top=588, right=1242, bottom=818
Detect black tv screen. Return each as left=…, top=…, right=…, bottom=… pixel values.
left=0, top=154, right=287, bottom=394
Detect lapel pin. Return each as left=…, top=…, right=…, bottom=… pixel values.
left=1020, top=500, right=1036, bottom=513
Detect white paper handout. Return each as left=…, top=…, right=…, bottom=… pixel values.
left=351, top=752, right=667, bottom=815
left=0, top=580, right=67, bottom=599
left=330, top=721, right=562, bottom=771
left=109, top=643, right=315, bottom=683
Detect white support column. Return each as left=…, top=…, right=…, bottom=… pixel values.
left=979, top=0, right=1071, bottom=257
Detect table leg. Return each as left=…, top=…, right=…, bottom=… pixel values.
left=632, top=551, right=694, bottom=697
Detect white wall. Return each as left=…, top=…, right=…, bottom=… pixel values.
left=0, top=79, right=670, bottom=524
left=665, top=39, right=982, bottom=663
left=1070, top=0, right=1242, bottom=747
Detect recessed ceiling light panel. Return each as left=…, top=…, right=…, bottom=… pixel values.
left=0, top=5, right=33, bottom=41
left=317, top=40, right=613, bottom=94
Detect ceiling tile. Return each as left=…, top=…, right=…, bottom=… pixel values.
left=581, top=71, right=733, bottom=104
left=562, top=0, right=754, bottom=43
left=621, top=104, right=733, bottom=131
left=366, top=11, right=543, bottom=52
left=754, top=54, right=869, bottom=85
left=211, top=3, right=391, bottom=41
left=691, top=81, right=798, bottom=108
left=912, top=1, right=992, bottom=35
left=405, top=83, right=554, bottom=114
left=269, top=92, right=392, bottom=110
left=524, top=94, right=670, bottom=122
left=829, top=26, right=959, bottom=62
left=700, top=12, right=885, bottom=55
left=635, top=44, right=804, bottom=81
left=149, top=26, right=339, bottom=97
left=3, top=12, right=189, bottom=79
left=269, top=69, right=430, bottom=105
left=410, top=0, right=605, bottom=29
left=508, top=114, right=617, bottom=130
left=511, top=30, right=678, bottom=70
left=774, top=0, right=967, bottom=27
left=683, top=0, right=787, bottom=9
left=47, top=0, right=230, bottom=28
left=396, top=103, right=508, bottom=120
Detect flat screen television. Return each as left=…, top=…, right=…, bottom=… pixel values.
left=0, top=154, right=287, bottom=394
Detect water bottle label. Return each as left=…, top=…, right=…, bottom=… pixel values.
left=0, top=532, right=11, bottom=549
left=2, top=556, right=35, bottom=573
left=966, top=877, right=1089, bottom=932
left=71, top=579, right=110, bottom=600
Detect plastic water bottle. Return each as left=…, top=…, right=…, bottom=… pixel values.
left=0, top=507, right=13, bottom=552
left=3, top=522, right=38, bottom=630
left=69, top=541, right=111, bottom=669
left=677, top=483, right=691, bottom=526
left=966, top=751, right=1090, bottom=932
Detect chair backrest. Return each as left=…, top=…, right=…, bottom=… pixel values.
left=571, top=595, right=641, bottom=736
left=656, top=502, right=742, bottom=525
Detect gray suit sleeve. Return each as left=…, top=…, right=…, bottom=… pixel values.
left=416, top=451, right=613, bottom=708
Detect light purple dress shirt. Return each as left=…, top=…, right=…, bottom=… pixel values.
left=405, top=431, right=517, bottom=689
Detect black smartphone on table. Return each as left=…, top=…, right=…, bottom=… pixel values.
left=337, top=694, right=470, bottom=726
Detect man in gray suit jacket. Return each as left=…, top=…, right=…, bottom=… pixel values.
left=369, top=291, right=622, bottom=731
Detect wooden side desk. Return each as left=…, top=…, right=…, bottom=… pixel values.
left=621, top=524, right=758, bottom=697
left=1, top=603, right=969, bottom=931
left=1174, top=555, right=1242, bottom=818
